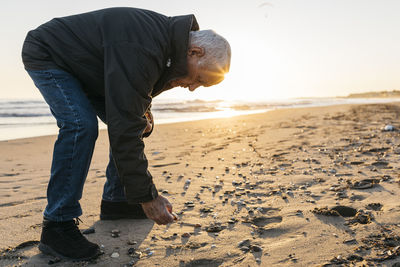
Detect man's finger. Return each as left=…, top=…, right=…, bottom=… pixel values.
left=152, top=213, right=174, bottom=225
left=159, top=216, right=171, bottom=225
left=151, top=214, right=165, bottom=225
left=164, top=210, right=175, bottom=223
left=157, top=210, right=173, bottom=225
left=166, top=203, right=173, bottom=213
left=149, top=212, right=168, bottom=225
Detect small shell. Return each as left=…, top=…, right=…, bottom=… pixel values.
left=383, top=124, right=395, bottom=131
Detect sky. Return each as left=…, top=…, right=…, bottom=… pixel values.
left=1, top=0, right=399, bottom=101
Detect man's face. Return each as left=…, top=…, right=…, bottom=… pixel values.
left=169, top=46, right=225, bottom=91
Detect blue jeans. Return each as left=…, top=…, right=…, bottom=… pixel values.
left=27, top=69, right=126, bottom=222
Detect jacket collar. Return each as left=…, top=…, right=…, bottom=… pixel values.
left=152, top=14, right=199, bottom=97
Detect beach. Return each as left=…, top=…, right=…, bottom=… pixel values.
left=1, top=102, right=400, bottom=266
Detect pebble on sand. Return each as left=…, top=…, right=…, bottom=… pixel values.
left=111, top=252, right=120, bottom=258
left=383, top=124, right=395, bottom=131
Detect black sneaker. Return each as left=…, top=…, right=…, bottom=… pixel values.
left=39, top=218, right=101, bottom=261
left=100, top=200, right=147, bottom=220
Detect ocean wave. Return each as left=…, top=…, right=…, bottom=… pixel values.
left=0, top=121, right=55, bottom=126
left=0, top=113, right=51, bottom=118
left=152, top=106, right=219, bottom=112
left=2, top=97, right=400, bottom=141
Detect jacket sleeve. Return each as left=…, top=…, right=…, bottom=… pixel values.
left=104, top=42, right=160, bottom=204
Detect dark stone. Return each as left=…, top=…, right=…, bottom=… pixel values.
left=237, top=239, right=250, bottom=247
left=350, top=195, right=366, bottom=201
left=199, top=207, right=214, bottom=213
left=371, top=161, right=389, bottom=167
left=250, top=245, right=262, bottom=252
left=343, top=239, right=357, bottom=245
left=351, top=178, right=380, bottom=190
left=365, top=203, right=382, bottom=211
left=128, top=247, right=135, bottom=255
left=205, top=223, right=224, bottom=233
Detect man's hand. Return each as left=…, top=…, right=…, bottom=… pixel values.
left=143, top=110, right=153, bottom=134
left=141, top=195, right=175, bottom=225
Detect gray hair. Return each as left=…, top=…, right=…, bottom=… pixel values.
left=189, top=30, right=231, bottom=72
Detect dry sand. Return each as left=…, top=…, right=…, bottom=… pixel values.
left=1, top=103, right=400, bottom=267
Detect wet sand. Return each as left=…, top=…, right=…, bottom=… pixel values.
left=1, top=103, right=400, bottom=266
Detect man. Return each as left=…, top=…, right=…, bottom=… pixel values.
left=22, top=7, right=231, bottom=261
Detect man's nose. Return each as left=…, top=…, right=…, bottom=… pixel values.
left=189, top=84, right=200, bottom=91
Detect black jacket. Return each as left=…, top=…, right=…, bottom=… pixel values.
left=22, top=7, right=199, bottom=203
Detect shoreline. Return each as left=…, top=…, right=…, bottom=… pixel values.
left=0, top=97, right=400, bottom=142
left=0, top=108, right=271, bottom=142
left=1, top=102, right=400, bottom=266
left=2, top=97, right=400, bottom=142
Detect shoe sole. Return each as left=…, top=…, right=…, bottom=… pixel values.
left=39, top=243, right=101, bottom=261
left=100, top=214, right=147, bottom=220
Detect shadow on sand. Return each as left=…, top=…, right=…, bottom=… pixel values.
left=16, top=218, right=154, bottom=266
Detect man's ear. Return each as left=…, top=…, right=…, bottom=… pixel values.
left=187, top=46, right=205, bottom=57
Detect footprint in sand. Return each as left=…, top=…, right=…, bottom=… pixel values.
left=242, top=207, right=283, bottom=227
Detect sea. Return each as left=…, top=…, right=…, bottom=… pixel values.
left=1, top=97, right=399, bottom=141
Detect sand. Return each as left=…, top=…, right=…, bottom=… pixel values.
left=1, top=103, right=400, bottom=267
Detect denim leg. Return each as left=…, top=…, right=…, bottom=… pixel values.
left=102, top=151, right=127, bottom=202
left=89, top=98, right=127, bottom=202
left=27, top=69, right=98, bottom=221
